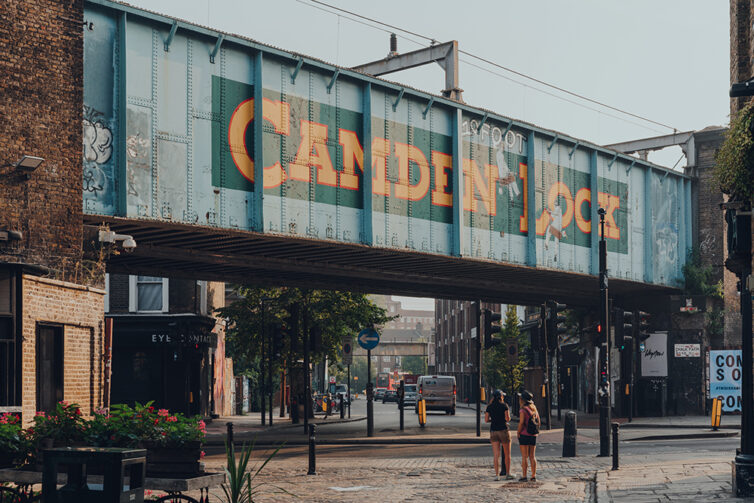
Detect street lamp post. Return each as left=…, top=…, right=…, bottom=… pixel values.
left=598, top=207, right=611, bottom=457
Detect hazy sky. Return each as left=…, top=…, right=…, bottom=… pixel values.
left=126, top=0, right=729, bottom=167
left=123, top=0, right=730, bottom=311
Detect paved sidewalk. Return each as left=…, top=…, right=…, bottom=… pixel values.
left=596, top=457, right=739, bottom=502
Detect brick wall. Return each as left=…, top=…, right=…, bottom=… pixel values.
left=728, top=1, right=754, bottom=343
left=21, top=274, right=104, bottom=424
left=0, top=0, right=84, bottom=275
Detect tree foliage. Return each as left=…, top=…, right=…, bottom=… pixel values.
left=715, top=102, right=754, bottom=200
left=483, top=306, right=529, bottom=396
left=217, top=286, right=393, bottom=378
left=682, top=247, right=723, bottom=299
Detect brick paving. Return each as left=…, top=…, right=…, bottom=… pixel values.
left=198, top=454, right=608, bottom=502
left=180, top=452, right=747, bottom=502
left=597, top=457, right=740, bottom=502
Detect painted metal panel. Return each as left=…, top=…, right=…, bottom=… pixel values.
left=82, top=0, right=693, bottom=288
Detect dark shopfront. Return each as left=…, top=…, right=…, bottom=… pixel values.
left=109, top=315, right=217, bottom=417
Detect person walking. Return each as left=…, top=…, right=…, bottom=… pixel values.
left=517, top=390, right=540, bottom=482
left=485, top=389, right=514, bottom=481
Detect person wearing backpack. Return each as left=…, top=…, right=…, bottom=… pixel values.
left=516, top=390, right=540, bottom=482
left=484, top=389, right=515, bottom=481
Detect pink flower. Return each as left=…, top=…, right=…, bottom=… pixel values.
left=198, top=420, right=206, bottom=431
left=200, top=451, right=206, bottom=459
left=35, top=411, right=45, bottom=417
left=157, top=409, right=169, bottom=417
left=166, top=416, right=177, bottom=423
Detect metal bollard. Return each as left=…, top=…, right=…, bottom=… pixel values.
left=611, top=422, right=619, bottom=470
left=562, top=411, right=577, bottom=457
left=308, top=423, right=317, bottom=475
left=226, top=422, right=234, bottom=450
left=340, top=394, right=345, bottom=419
left=399, top=398, right=404, bottom=431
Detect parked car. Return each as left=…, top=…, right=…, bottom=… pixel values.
left=402, top=384, right=418, bottom=406
left=382, top=389, right=398, bottom=403
left=334, top=384, right=350, bottom=404
left=416, top=375, right=456, bottom=415
left=374, top=388, right=386, bottom=401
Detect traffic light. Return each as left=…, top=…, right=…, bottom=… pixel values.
left=725, top=206, right=752, bottom=275
left=506, top=340, right=519, bottom=365
left=285, top=304, right=300, bottom=353
left=483, top=309, right=502, bottom=350
left=310, top=324, right=323, bottom=352
left=546, top=301, right=567, bottom=350
left=616, top=310, right=633, bottom=351
left=269, top=319, right=284, bottom=358
left=637, top=311, right=651, bottom=341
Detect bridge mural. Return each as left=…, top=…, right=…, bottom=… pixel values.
left=81, top=0, right=692, bottom=299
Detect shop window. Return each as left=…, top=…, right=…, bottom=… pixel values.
left=37, top=325, right=63, bottom=413
left=0, top=270, right=18, bottom=407
left=129, top=276, right=169, bottom=313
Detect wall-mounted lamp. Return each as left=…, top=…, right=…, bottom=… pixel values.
left=0, top=230, right=23, bottom=242
left=98, top=230, right=137, bottom=252
left=15, top=156, right=44, bottom=176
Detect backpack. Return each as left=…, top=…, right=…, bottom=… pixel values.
left=525, top=407, right=540, bottom=435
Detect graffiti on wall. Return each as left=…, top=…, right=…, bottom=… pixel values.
left=82, top=106, right=115, bottom=212
left=652, top=175, right=680, bottom=282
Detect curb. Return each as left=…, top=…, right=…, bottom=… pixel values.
left=206, top=437, right=494, bottom=447
left=204, top=416, right=367, bottom=443
left=595, top=470, right=608, bottom=503
left=624, top=431, right=739, bottom=442
left=621, top=423, right=740, bottom=430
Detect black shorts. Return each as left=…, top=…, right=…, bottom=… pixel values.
left=519, top=435, right=537, bottom=446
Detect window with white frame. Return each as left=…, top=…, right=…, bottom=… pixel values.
left=129, top=276, right=169, bottom=313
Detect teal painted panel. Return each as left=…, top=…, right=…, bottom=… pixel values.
left=82, top=0, right=692, bottom=288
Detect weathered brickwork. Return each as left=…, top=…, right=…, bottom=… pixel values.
left=0, top=0, right=84, bottom=274
left=21, top=275, right=104, bottom=424
left=728, top=1, right=754, bottom=343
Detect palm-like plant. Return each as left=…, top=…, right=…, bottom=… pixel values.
left=220, top=439, right=289, bottom=503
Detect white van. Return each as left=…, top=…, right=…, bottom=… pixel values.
left=416, top=375, right=456, bottom=415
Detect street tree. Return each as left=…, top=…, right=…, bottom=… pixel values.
left=217, top=286, right=392, bottom=406
left=483, top=305, right=529, bottom=400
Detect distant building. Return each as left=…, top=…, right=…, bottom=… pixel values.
left=355, top=296, right=434, bottom=374
left=434, top=300, right=501, bottom=404
left=106, top=275, right=230, bottom=417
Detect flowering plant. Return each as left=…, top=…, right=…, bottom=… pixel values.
left=31, top=401, right=86, bottom=445
left=0, top=412, right=27, bottom=463
left=91, top=402, right=206, bottom=448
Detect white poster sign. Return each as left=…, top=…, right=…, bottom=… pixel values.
left=641, top=332, right=668, bottom=377
left=709, top=349, right=742, bottom=412
left=674, top=344, right=700, bottom=358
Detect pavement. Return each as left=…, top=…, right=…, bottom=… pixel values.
left=190, top=448, right=744, bottom=502
left=204, top=407, right=739, bottom=446
left=187, top=405, right=748, bottom=502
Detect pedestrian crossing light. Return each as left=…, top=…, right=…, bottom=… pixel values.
left=546, top=301, right=567, bottom=350
left=483, top=309, right=502, bottom=350
left=637, top=311, right=651, bottom=341
left=616, top=310, right=633, bottom=351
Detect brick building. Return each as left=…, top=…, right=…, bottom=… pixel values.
left=0, top=0, right=109, bottom=424
left=106, top=275, right=229, bottom=417
left=434, top=300, right=501, bottom=403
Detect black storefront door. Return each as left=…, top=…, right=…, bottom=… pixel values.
left=36, top=325, right=63, bottom=413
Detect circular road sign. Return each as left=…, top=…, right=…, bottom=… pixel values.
left=357, top=328, right=380, bottom=351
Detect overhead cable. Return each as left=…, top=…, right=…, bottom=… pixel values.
left=306, top=0, right=677, bottom=132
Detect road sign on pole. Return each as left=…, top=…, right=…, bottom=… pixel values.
left=357, top=328, right=380, bottom=350
left=342, top=337, right=353, bottom=365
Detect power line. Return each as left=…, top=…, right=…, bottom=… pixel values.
left=306, top=0, right=678, bottom=132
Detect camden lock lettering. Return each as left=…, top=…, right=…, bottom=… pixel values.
left=211, top=76, right=626, bottom=252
